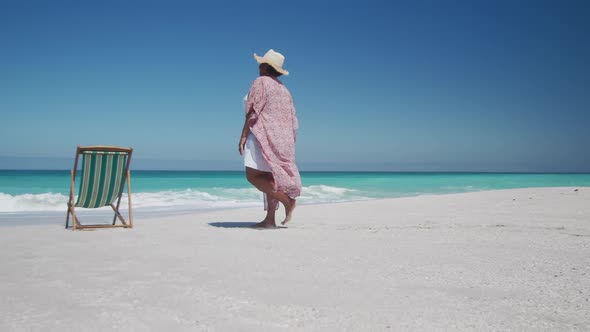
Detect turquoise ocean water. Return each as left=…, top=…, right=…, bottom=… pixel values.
left=1, top=170, right=589, bottom=214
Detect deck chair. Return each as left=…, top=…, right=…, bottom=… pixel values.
left=66, top=146, right=133, bottom=230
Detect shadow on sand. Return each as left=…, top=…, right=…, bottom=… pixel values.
left=208, top=221, right=287, bottom=229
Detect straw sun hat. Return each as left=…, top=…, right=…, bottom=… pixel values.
left=254, top=49, right=289, bottom=76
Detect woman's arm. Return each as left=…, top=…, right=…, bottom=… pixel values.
left=239, top=107, right=256, bottom=155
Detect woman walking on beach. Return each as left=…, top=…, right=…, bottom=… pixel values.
left=239, top=49, right=301, bottom=228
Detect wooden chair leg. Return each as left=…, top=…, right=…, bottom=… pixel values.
left=112, top=208, right=118, bottom=226
left=66, top=169, right=76, bottom=229
left=111, top=204, right=128, bottom=226
left=71, top=207, right=78, bottom=231
left=112, top=199, right=122, bottom=225
left=65, top=207, right=70, bottom=229
left=127, top=170, right=133, bottom=228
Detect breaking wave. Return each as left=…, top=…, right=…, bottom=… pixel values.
left=0, top=185, right=372, bottom=213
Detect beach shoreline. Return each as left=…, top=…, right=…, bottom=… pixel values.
left=1, top=187, right=589, bottom=331
left=3, top=170, right=590, bottom=214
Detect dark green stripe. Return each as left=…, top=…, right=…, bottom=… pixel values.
left=92, top=154, right=108, bottom=208
left=104, top=157, right=118, bottom=205
left=75, top=154, right=92, bottom=207
left=105, top=155, right=125, bottom=205
left=98, top=155, right=113, bottom=207
left=112, top=155, right=128, bottom=203
left=75, top=155, right=87, bottom=206
left=82, top=153, right=97, bottom=207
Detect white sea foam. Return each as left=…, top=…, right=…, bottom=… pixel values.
left=0, top=185, right=372, bottom=213
left=0, top=192, right=69, bottom=212
left=299, top=185, right=370, bottom=203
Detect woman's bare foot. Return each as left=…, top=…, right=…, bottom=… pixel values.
left=252, top=217, right=276, bottom=228
left=252, top=221, right=277, bottom=228
left=281, top=198, right=297, bottom=225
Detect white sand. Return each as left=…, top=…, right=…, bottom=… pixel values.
left=1, top=187, right=589, bottom=331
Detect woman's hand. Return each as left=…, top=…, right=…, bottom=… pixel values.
left=239, top=135, right=247, bottom=156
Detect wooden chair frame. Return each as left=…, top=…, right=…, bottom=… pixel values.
left=65, top=146, right=134, bottom=230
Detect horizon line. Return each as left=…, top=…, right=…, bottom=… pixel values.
left=1, top=168, right=589, bottom=174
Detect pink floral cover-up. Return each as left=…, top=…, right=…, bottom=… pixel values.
left=246, top=76, right=301, bottom=199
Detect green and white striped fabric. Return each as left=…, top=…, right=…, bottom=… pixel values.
left=75, top=151, right=129, bottom=208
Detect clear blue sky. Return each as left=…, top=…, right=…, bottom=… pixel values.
left=1, top=0, right=589, bottom=171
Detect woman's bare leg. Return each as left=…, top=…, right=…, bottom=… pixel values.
left=281, top=198, right=296, bottom=225
left=253, top=197, right=278, bottom=228
left=246, top=167, right=296, bottom=225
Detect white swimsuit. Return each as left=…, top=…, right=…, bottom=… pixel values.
left=243, top=132, right=272, bottom=172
